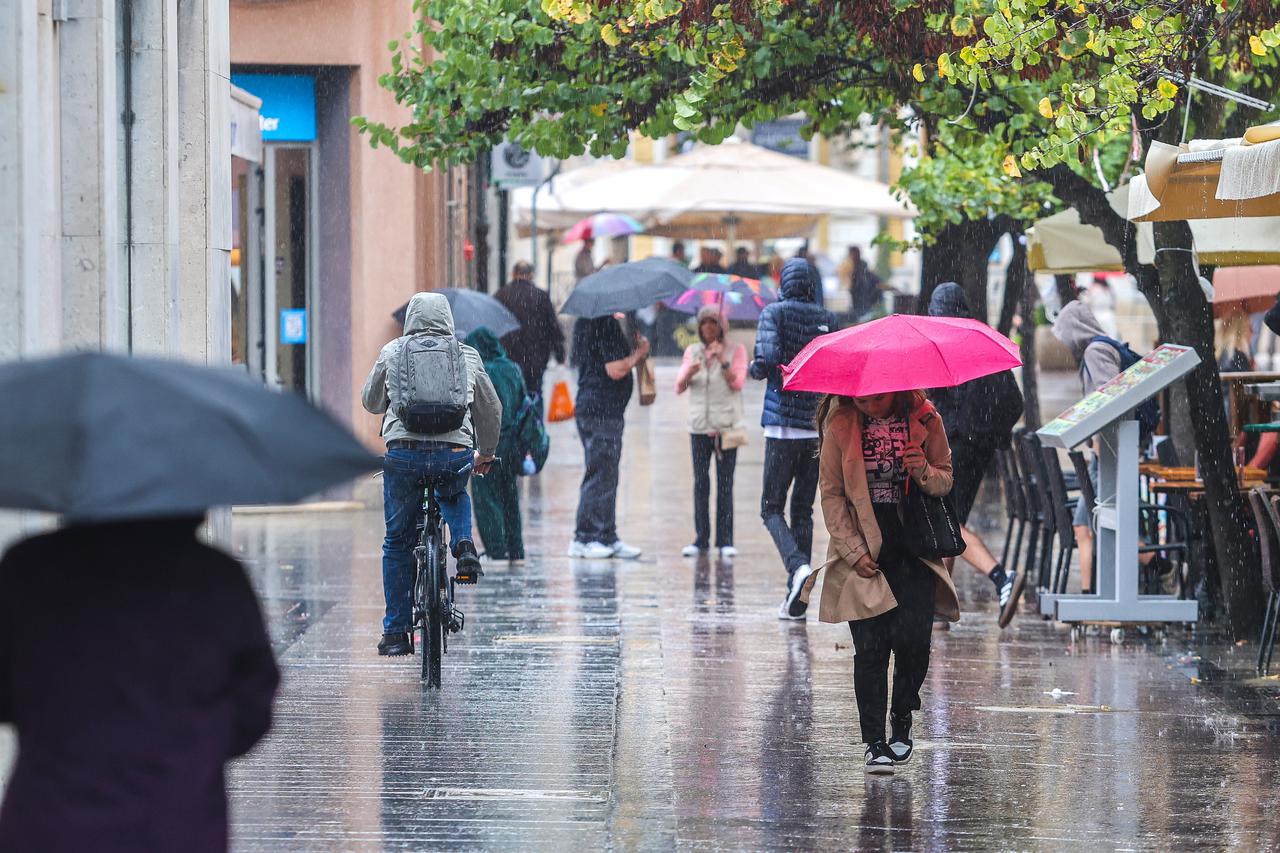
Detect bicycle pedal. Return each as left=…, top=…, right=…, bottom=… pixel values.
left=449, top=608, right=465, bottom=633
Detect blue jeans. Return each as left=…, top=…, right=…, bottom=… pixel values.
left=381, top=446, right=474, bottom=634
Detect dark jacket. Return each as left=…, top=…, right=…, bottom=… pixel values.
left=927, top=283, right=1023, bottom=439
left=1266, top=295, right=1280, bottom=339
left=0, top=519, right=279, bottom=853
left=750, top=258, right=837, bottom=429
left=493, top=279, right=566, bottom=393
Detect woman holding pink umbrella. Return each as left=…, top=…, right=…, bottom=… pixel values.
left=783, top=313, right=1020, bottom=774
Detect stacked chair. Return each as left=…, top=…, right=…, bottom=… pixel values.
left=1248, top=488, right=1280, bottom=675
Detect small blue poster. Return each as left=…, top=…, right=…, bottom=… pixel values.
left=280, top=309, right=307, bottom=345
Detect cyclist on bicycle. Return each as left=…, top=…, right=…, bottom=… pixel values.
left=362, top=292, right=502, bottom=657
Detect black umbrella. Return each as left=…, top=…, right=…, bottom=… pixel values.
left=391, top=288, right=520, bottom=338
left=559, top=258, right=694, bottom=318
left=0, top=353, right=381, bottom=521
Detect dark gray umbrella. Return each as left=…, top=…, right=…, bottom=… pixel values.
left=559, top=258, right=694, bottom=318
left=0, top=353, right=381, bottom=521
left=392, top=288, right=520, bottom=338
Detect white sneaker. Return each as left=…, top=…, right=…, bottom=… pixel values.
left=568, top=541, right=614, bottom=559
left=777, top=599, right=806, bottom=621
left=782, top=564, right=814, bottom=619
left=567, top=541, right=586, bottom=558
left=681, top=544, right=705, bottom=557
left=719, top=546, right=738, bottom=558
left=610, top=541, right=642, bottom=560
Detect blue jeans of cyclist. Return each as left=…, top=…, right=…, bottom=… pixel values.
left=381, top=445, right=474, bottom=634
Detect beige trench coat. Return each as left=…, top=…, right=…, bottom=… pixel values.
left=801, top=399, right=962, bottom=624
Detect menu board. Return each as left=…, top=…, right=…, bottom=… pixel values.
left=1038, top=344, right=1201, bottom=449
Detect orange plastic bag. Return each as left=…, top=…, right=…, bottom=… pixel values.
left=548, top=380, right=575, bottom=422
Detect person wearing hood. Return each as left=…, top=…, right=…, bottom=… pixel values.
left=363, top=292, right=503, bottom=657
left=750, top=256, right=838, bottom=620
left=675, top=305, right=749, bottom=557
left=465, top=327, right=530, bottom=564
left=927, top=283, right=1027, bottom=628
left=568, top=313, right=650, bottom=559
left=0, top=516, right=278, bottom=853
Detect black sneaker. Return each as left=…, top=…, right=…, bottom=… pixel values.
left=998, top=567, right=1026, bottom=628
left=888, top=712, right=913, bottom=764
left=864, top=740, right=895, bottom=774
left=453, top=540, right=483, bottom=584
left=377, top=632, right=413, bottom=656
left=781, top=564, right=814, bottom=620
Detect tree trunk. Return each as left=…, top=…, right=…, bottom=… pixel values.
left=1018, top=262, right=1042, bottom=430
left=1053, top=274, right=1076, bottom=310
left=1150, top=221, right=1261, bottom=638
left=920, top=218, right=1005, bottom=321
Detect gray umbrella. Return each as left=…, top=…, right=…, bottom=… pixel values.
left=0, top=353, right=381, bottom=521
left=560, top=258, right=694, bottom=318
left=392, top=288, right=520, bottom=338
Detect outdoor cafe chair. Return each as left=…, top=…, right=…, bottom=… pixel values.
left=1255, top=491, right=1280, bottom=675
left=995, top=442, right=1027, bottom=576
left=1019, top=432, right=1061, bottom=593
left=1041, top=444, right=1082, bottom=597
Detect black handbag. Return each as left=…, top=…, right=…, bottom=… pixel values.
left=902, top=477, right=965, bottom=560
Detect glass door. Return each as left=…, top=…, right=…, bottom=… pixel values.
left=263, top=145, right=318, bottom=397
left=231, top=156, right=264, bottom=379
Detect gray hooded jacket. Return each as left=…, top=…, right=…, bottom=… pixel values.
left=361, top=292, right=502, bottom=456
left=1052, top=300, right=1122, bottom=396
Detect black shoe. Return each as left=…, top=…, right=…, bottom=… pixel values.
left=453, top=540, right=483, bottom=584
left=782, top=564, right=814, bottom=619
left=864, top=740, right=895, bottom=774
left=888, top=713, right=913, bottom=764
left=377, top=632, right=412, bottom=656
left=998, top=567, right=1026, bottom=628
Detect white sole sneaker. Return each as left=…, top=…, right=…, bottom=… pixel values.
left=719, top=546, right=738, bottom=558
left=783, top=564, right=814, bottom=618
left=681, top=545, right=705, bottom=557
left=777, top=600, right=806, bottom=621
left=611, top=542, right=642, bottom=560
left=569, top=541, right=615, bottom=559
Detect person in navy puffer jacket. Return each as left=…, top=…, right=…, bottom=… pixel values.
left=750, top=257, right=838, bottom=620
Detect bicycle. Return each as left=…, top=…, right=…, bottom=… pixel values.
left=413, top=472, right=468, bottom=687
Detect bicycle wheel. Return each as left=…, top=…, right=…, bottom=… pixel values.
left=423, top=532, right=444, bottom=686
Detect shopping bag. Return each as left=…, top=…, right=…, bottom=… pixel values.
left=548, top=380, right=575, bottom=422
left=636, top=358, right=656, bottom=406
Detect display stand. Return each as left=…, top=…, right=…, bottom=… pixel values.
left=1037, top=344, right=1202, bottom=624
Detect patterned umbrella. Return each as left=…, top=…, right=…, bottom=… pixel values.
left=667, top=274, right=778, bottom=322
left=562, top=212, right=646, bottom=243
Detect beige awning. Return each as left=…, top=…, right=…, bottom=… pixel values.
left=1129, top=124, right=1280, bottom=221
left=230, top=85, right=263, bottom=164
left=513, top=140, right=915, bottom=239
left=1028, top=184, right=1280, bottom=274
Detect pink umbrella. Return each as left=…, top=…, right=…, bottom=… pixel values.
left=782, top=314, right=1021, bottom=397
left=562, top=212, right=645, bottom=243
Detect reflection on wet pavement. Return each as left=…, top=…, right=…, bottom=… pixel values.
left=229, top=365, right=1280, bottom=850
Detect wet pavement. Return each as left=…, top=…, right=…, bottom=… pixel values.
left=225, top=365, right=1280, bottom=851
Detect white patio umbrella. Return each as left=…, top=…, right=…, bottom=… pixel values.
left=514, top=140, right=915, bottom=240
left=1128, top=123, right=1280, bottom=221
left=1028, top=184, right=1280, bottom=274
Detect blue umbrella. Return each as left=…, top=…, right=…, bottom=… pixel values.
left=0, top=353, right=381, bottom=521
left=560, top=258, right=694, bottom=318
left=392, top=288, right=520, bottom=338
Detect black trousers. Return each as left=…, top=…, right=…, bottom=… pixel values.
left=848, top=503, right=937, bottom=744
left=760, top=437, right=819, bottom=575
left=691, top=433, right=738, bottom=549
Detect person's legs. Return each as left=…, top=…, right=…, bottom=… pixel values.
left=429, top=447, right=475, bottom=550
left=761, top=438, right=806, bottom=574
left=470, top=461, right=507, bottom=559
left=849, top=614, right=893, bottom=743
left=576, top=416, right=624, bottom=545
left=381, top=450, right=423, bottom=635
left=887, top=560, right=939, bottom=720
left=500, top=460, right=524, bottom=560
left=715, top=445, right=738, bottom=548
left=1075, top=526, right=1095, bottom=592
left=690, top=434, right=714, bottom=549
left=789, top=439, right=820, bottom=567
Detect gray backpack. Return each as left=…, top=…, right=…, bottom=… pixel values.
left=388, top=334, right=469, bottom=435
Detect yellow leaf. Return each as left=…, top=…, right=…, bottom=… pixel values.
left=1156, top=78, right=1178, bottom=99
left=1250, top=35, right=1267, bottom=56
left=912, top=63, right=925, bottom=82
left=600, top=23, right=620, bottom=46
left=590, top=102, right=607, bottom=117
left=1075, top=1, right=1085, bottom=12
left=1038, top=97, right=1054, bottom=119
left=1002, top=154, right=1022, bottom=178
left=1131, top=15, right=1145, bottom=30
left=950, top=15, right=975, bottom=36
left=937, top=52, right=952, bottom=79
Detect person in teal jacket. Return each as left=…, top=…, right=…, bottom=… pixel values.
left=465, top=327, right=529, bottom=562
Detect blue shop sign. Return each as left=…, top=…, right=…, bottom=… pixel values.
left=231, top=73, right=316, bottom=142
left=280, top=309, right=308, bottom=345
